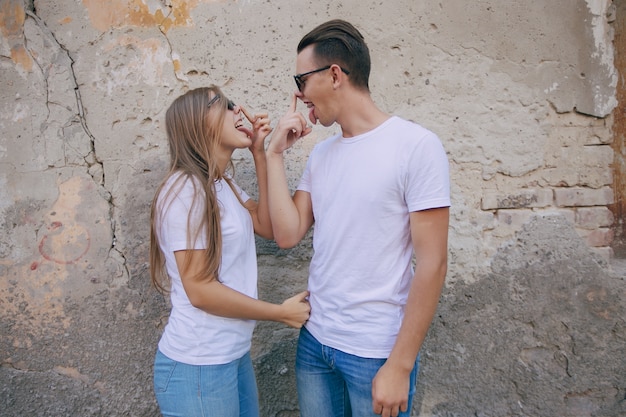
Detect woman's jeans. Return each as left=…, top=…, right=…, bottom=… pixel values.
left=153, top=349, right=259, bottom=417
left=296, top=326, right=419, bottom=417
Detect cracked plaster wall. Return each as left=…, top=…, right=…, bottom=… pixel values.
left=0, top=0, right=624, bottom=416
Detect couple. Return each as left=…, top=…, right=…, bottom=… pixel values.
left=149, top=19, right=450, bottom=417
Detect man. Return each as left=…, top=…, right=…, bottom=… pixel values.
left=266, top=19, right=450, bottom=417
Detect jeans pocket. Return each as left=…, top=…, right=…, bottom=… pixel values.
left=153, top=350, right=177, bottom=394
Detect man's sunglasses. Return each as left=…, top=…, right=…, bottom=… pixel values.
left=207, top=94, right=235, bottom=111
left=293, top=65, right=350, bottom=92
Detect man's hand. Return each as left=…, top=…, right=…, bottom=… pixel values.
left=372, top=361, right=411, bottom=417
left=267, top=92, right=312, bottom=154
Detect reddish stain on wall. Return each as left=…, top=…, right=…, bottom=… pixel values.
left=38, top=222, right=91, bottom=265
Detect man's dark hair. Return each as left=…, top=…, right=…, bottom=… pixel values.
left=298, top=19, right=371, bottom=91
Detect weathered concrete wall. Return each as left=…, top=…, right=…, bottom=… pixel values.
left=417, top=215, right=625, bottom=416
left=0, top=0, right=624, bottom=416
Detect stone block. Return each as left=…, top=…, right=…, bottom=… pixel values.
left=575, top=207, right=614, bottom=229
left=554, top=187, right=614, bottom=207
left=578, top=167, right=613, bottom=187
left=481, top=189, right=553, bottom=210
left=577, top=228, right=614, bottom=247
left=534, top=208, right=576, bottom=224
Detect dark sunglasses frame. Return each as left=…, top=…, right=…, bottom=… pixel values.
left=293, top=65, right=350, bottom=92
left=207, top=94, right=235, bottom=111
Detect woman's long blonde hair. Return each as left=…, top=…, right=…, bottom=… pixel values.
left=149, top=86, right=234, bottom=294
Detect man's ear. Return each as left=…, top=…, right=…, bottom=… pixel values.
left=330, top=64, right=345, bottom=89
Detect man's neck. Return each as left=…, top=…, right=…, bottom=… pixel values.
left=338, top=92, right=390, bottom=138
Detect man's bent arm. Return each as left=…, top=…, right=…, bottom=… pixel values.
left=265, top=93, right=314, bottom=248
left=266, top=151, right=314, bottom=248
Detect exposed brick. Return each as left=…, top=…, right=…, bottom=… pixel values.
left=577, top=228, right=614, bottom=247
left=554, top=187, right=614, bottom=207
left=533, top=208, right=576, bottom=224
left=578, top=166, right=613, bottom=188
left=541, top=167, right=580, bottom=187
left=581, top=145, right=613, bottom=167
left=575, top=207, right=614, bottom=229
left=481, top=189, right=553, bottom=210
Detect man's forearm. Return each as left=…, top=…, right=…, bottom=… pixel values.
left=386, top=261, right=447, bottom=371
left=266, top=151, right=306, bottom=248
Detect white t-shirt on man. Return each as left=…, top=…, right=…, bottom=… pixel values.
left=297, top=116, right=450, bottom=358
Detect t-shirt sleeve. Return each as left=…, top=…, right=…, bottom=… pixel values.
left=160, top=178, right=208, bottom=252
left=405, top=132, right=451, bottom=212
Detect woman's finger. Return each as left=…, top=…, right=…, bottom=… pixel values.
left=240, top=105, right=256, bottom=124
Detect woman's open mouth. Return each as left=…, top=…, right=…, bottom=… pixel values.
left=235, top=118, right=253, bottom=138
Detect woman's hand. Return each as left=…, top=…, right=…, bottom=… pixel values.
left=240, top=106, right=272, bottom=155
left=279, top=290, right=311, bottom=328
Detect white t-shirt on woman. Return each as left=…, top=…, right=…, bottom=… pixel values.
left=156, top=172, right=257, bottom=365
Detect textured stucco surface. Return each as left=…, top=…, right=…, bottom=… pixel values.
left=1, top=0, right=624, bottom=415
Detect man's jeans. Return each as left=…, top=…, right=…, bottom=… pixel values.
left=296, top=326, right=419, bottom=417
left=153, top=349, right=259, bottom=417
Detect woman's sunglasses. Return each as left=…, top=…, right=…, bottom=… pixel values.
left=207, top=94, right=235, bottom=111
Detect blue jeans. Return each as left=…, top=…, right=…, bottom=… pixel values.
left=296, top=327, right=419, bottom=417
left=153, top=349, right=259, bottom=417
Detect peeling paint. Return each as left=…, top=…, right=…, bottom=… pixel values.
left=585, top=0, right=618, bottom=116
left=9, top=44, right=33, bottom=72
left=0, top=0, right=33, bottom=71
left=53, top=366, right=92, bottom=384
left=0, top=0, right=24, bottom=34
left=95, top=35, right=172, bottom=94
left=587, top=0, right=613, bottom=66
left=544, top=82, right=559, bottom=94
left=81, top=0, right=214, bottom=32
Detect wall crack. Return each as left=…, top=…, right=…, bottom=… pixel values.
left=156, top=4, right=187, bottom=83
left=23, top=9, right=129, bottom=281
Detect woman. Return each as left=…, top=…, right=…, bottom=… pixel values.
left=150, top=86, right=310, bottom=417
